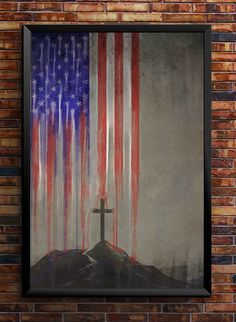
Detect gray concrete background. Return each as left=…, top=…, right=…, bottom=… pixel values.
left=137, top=33, right=204, bottom=283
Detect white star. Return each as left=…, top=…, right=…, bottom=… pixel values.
left=51, top=86, right=56, bottom=92
left=64, top=57, right=69, bottom=63
left=57, top=65, right=62, bottom=70
left=76, top=101, right=81, bottom=107
left=70, top=94, right=75, bottom=99
left=50, top=100, right=56, bottom=108
left=38, top=87, right=43, bottom=92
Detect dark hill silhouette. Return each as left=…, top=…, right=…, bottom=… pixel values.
left=31, top=240, right=189, bottom=289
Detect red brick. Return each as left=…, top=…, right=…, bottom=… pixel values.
left=212, top=73, right=236, bottom=82
left=211, top=159, right=233, bottom=168
left=64, top=3, right=104, bottom=12
left=212, top=236, right=233, bottom=245
left=20, top=3, right=61, bottom=11
left=34, top=13, right=76, bottom=21
left=77, top=13, right=118, bottom=21
left=207, top=14, right=236, bottom=22
left=213, top=111, right=236, bottom=120
left=0, top=52, right=21, bottom=60
left=164, top=0, right=204, bottom=2
left=212, top=83, right=232, bottom=91
left=212, top=62, right=236, bottom=71
left=212, top=206, right=236, bottom=215
left=192, top=314, right=233, bottom=322
left=212, top=274, right=233, bottom=283
left=0, top=71, right=21, bottom=80
left=206, top=304, right=236, bottom=312
left=0, top=13, right=32, bottom=21
left=64, top=314, right=105, bottom=322
left=212, top=284, right=236, bottom=293
left=77, top=303, right=160, bottom=312
left=120, top=13, right=162, bottom=22
left=196, top=294, right=233, bottom=302
left=0, top=4, right=18, bottom=11
left=0, top=315, right=19, bottom=322
left=0, top=81, right=21, bottom=90
left=21, top=314, right=62, bottom=322
left=0, top=283, right=19, bottom=292
left=212, top=43, right=234, bottom=51
left=163, top=13, right=205, bottom=22
left=212, top=23, right=235, bottom=32
left=212, top=101, right=236, bottom=110
left=163, top=304, right=203, bottom=313
left=212, top=149, right=236, bottom=158
left=108, top=3, right=148, bottom=12
left=35, top=304, right=76, bottom=312
left=212, top=130, right=236, bottom=139
left=212, top=265, right=236, bottom=273
left=212, top=216, right=235, bottom=225
left=107, top=315, right=147, bottom=322
left=149, top=314, right=190, bottom=322
left=212, top=246, right=236, bottom=255
left=212, top=197, right=235, bottom=206
left=0, top=304, right=32, bottom=312
left=0, top=186, right=21, bottom=196
left=153, top=4, right=191, bottom=12
left=212, top=178, right=235, bottom=187
left=193, top=4, right=235, bottom=13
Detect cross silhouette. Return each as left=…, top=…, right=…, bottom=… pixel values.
left=93, top=198, right=113, bottom=242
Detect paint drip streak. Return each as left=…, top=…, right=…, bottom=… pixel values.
left=98, top=33, right=107, bottom=199
left=80, top=112, right=88, bottom=250
left=114, top=33, right=124, bottom=247
left=131, top=33, right=140, bottom=261
left=46, top=113, right=56, bottom=252
left=64, top=121, right=72, bottom=251
left=31, top=117, right=39, bottom=252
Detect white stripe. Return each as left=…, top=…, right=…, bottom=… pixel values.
left=70, top=109, right=77, bottom=249
left=89, top=33, right=99, bottom=246
left=123, top=33, right=132, bottom=256
left=106, top=33, right=115, bottom=243
left=56, top=84, right=64, bottom=251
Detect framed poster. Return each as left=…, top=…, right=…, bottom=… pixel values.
left=23, top=25, right=211, bottom=296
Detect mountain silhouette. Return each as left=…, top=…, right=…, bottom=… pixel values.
left=31, top=240, right=189, bottom=289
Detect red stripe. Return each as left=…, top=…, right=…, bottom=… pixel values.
left=131, top=33, right=140, bottom=261
left=80, top=112, right=88, bottom=250
left=113, top=32, right=124, bottom=246
left=64, top=122, right=72, bottom=251
left=46, top=114, right=56, bottom=252
left=98, top=33, right=107, bottom=199
left=32, top=117, right=39, bottom=251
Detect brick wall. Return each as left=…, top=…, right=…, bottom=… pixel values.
left=0, top=0, right=235, bottom=321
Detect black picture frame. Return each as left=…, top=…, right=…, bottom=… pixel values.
left=22, top=24, right=211, bottom=297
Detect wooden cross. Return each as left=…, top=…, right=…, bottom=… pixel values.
left=93, top=198, right=113, bottom=242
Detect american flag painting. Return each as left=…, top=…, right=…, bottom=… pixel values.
left=30, top=30, right=205, bottom=291
left=31, top=32, right=140, bottom=262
